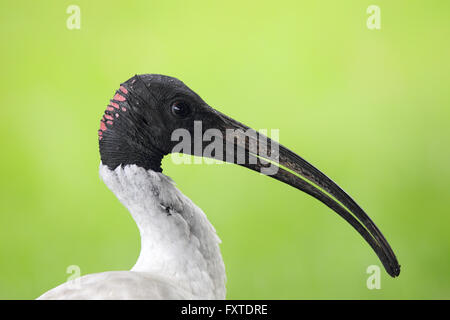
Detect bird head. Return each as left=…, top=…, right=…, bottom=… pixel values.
left=99, top=74, right=400, bottom=278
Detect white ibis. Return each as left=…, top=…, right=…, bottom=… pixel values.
left=38, top=74, right=400, bottom=300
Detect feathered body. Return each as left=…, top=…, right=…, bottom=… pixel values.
left=38, top=164, right=226, bottom=299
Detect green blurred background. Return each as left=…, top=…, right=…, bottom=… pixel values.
left=1, top=0, right=449, bottom=299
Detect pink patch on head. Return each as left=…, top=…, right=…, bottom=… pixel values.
left=113, top=93, right=126, bottom=101
left=115, top=113, right=119, bottom=118
left=100, top=121, right=106, bottom=131
left=110, top=102, right=119, bottom=109
left=120, top=86, right=128, bottom=94
left=107, top=106, right=114, bottom=111
left=121, top=107, right=127, bottom=112
left=98, top=130, right=103, bottom=135
left=106, top=121, right=113, bottom=125
left=105, top=114, right=113, bottom=120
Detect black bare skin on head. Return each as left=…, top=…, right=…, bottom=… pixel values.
left=99, top=74, right=215, bottom=172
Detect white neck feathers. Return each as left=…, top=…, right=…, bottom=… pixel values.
left=99, top=163, right=226, bottom=299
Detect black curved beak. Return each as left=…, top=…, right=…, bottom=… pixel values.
left=198, top=108, right=400, bottom=277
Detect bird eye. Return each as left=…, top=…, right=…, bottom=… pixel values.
left=171, top=101, right=192, bottom=118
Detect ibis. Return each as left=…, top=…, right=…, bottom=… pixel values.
left=38, top=74, right=400, bottom=299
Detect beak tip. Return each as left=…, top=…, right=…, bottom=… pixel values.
left=387, top=263, right=401, bottom=278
